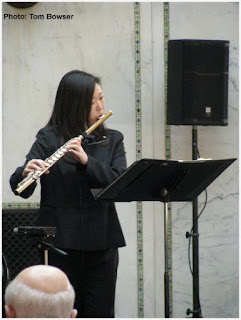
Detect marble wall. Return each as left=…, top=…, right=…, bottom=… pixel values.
left=2, top=2, right=238, bottom=318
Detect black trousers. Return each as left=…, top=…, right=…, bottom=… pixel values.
left=48, top=248, right=119, bottom=318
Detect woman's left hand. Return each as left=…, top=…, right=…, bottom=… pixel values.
left=67, top=137, right=88, bottom=165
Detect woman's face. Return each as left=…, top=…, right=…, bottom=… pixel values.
left=89, top=83, right=105, bottom=125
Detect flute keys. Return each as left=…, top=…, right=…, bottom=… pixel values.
left=45, top=148, right=67, bottom=165
left=46, top=158, right=54, bottom=164
left=55, top=152, right=62, bottom=158
left=33, top=171, right=40, bottom=179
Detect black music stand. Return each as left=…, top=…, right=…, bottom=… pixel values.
left=92, top=158, right=236, bottom=318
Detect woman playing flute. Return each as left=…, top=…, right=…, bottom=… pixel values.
left=10, top=70, right=127, bottom=318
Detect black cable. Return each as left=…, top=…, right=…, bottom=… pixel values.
left=187, top=147, right=208, bottom=318
left=2, top=253, right=10, bottom=285
left=187, top=192, right=207, bottom=318
left=188, top=189, right=207, bottom=272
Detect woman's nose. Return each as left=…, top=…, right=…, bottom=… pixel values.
left=96, top=100, right=104, bottom=111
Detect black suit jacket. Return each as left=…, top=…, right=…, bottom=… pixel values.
left=10, top=126, right=127, bottom=251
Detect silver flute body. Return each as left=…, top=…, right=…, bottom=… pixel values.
left=15, top=110, right=113, bottom=194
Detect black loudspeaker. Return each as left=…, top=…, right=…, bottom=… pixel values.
left=167, top=39, right=229, bottom=126
left=2, top=208, right=41, bottom=281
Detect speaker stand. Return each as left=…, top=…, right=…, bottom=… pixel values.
left=186, top=125, right=202, bottom=317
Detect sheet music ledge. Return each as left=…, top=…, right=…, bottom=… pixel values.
left=91, top=158, right=236, bottom=203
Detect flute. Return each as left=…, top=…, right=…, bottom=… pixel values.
left=15, top=110, right=113, bottom=195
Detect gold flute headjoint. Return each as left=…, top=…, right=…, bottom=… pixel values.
left=15, top=110, right=113, bottom=194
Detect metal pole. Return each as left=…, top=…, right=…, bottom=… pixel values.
left=44, top=250, right=48, bottom=265
left=192, top=125, right=200, bottom=317
left=164, top=200, right=170, bottom=318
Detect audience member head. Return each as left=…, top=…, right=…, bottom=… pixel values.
left=4, top=264, right=77, bottom=318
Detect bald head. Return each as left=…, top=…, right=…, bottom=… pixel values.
left=5, top=265, right=77, bottom=318
left=17, top=265, right=70, bottom=294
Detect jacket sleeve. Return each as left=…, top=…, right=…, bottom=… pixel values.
left=9, top=128, right=51, bottom=199
left=84, top=132, right=127, bottom=188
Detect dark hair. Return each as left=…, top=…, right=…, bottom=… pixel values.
left=47, top=70, right=104, bottom=141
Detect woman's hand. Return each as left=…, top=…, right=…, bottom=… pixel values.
left=67, top=137, right=88, bottom=165
left=22, top=159, right=50, bottom=178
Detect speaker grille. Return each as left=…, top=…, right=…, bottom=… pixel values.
left=183, top=40, right=229, bottom=73
left=167, top=39, right=229, bottom=126
left=2, top=208, right=41, bottom=280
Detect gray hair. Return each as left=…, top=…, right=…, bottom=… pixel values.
left=5, top=277, right=75, bottom=318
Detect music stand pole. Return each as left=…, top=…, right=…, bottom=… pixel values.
left=163, top=191, right=170, bottom=318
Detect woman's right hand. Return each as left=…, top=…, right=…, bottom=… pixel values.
left=22, top=159, right=50, bottom=178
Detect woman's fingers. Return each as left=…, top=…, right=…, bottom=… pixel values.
left=67, top=138, right=81, bottom=151
left=66, top=138, right=88, bottom=165
left=23, top=159, right=50, bottom=178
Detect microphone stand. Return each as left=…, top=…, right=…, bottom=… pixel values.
left=13, top=226, right=67, bottom=266
left=37, top=239, right=67, bottom=265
